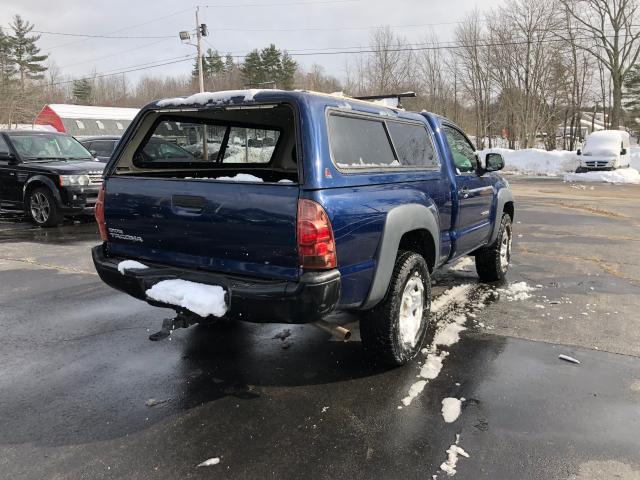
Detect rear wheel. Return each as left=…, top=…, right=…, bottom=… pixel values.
left=28, top=187, right=62, bottom=227
left=475, top=214, right=512, bottom=282
left=360, top=250, right=432, bottom=366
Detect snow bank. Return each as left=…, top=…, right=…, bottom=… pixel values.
left=157, top=89, right=261, bottom=107
left=482, top=148, right=577, bottom=175
left=117, top=260, right=148, bottom=275
left=564, top=168, right=640, bottom=184
left=441, top=397, right=464, bottom=423
left=216, top=173, right=264, bottom=183
left=631, top=146, right=640, bottom=169
left=146, top=279, right=227, bottom=318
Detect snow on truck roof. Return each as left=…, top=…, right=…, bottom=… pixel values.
left=46, top=104, right=139, bottom=120
left=154, top=89, right=408, bottom=111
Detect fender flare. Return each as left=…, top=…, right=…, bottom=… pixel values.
left=22, top=175, right=62, bottom=206
left=361, top=203, right=440, bottom=310
left=488, top=188, right=514, bottom=245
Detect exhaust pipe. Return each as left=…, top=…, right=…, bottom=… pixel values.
left=312, top=319, right=352, bottom=342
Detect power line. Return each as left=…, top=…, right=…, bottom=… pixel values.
left=203, top=0, right=361, bottom=7
left=57, top=38, right=174, bottom=70
left=48, top=56, right=192, bottom=86
left=31, top=30, right=175, bottom=40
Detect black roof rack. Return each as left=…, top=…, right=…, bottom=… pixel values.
left=353, top=91, right=416, bottom=109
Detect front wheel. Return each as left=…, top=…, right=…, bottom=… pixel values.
left=475, top=214, right=512, bottom=282
left=28, top=187, right=62, bottom=227
left=360, top=251, right=432, bottom=366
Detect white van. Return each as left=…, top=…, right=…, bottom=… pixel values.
left=576, top=130, right=631, bottom=172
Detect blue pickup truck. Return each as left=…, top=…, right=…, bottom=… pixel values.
left=92, top=90, right=514, bottom=365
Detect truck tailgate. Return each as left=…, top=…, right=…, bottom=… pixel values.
left=104, top=177, right=300, bottom=281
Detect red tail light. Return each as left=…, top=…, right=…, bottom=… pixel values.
left=297, top=199, right=336, bottom=269
left=95, top=186, right=108, bottom=242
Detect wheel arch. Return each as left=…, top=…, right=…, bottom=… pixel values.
left=488, top=188, right=514, bottom=245
left=361, top=203, right=440, bottom=310
left=23, top=176, right=62, bottom=208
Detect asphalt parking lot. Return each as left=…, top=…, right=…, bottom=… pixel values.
left=1, top=177, right=639, bottom=480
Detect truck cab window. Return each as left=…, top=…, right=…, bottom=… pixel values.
left=443, top=125, right=477, bottom=173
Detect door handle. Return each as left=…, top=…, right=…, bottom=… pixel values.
left=458, top=187, right=469, bottom=198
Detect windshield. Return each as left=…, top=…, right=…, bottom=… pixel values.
left=8, top=133, right=92, bottom=161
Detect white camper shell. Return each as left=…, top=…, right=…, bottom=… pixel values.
left=577, top=130, right=631, bottom=171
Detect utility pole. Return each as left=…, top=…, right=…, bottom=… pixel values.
left=195, top=6, right=204, bottom=94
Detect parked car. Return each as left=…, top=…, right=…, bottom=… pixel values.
left=0, top=130, right=104, bottom=227
left=576, top=130, right=631, bottom=172
left=79, top=136, right=120, bottom=162
left=92, top=90, right=514, bottom=366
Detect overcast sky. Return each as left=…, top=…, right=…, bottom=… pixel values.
left=1, top=0, right=503, bottom=85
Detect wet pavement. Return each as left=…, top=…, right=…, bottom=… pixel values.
left=1, top=177, right=639, bottom=479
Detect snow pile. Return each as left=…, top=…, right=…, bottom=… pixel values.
left=448, top=257, right=475, bottom=272
left=146, top=279, right=227, bottom=318
left=157, top=89, right=261, bottom=107
left=496, top=282, right=536, bottom=301
left=197, top=457, right=220, bottom=467
left=117, top=260, right=148, bottom=275
left=216, top=173, right=264, bottom=183
left=564, top=168, right=640, bottom=184
left=482, top=148, right=578, bottom=175
left=439, top=434, right=469, bottom=477
left=441, top=397, right=465, bottom=423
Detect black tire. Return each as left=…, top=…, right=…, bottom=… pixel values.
left=360, top=250, right=432, bottom=366
left=475, top=214, right=512, bottom=282
left=27, top=187, right=63, bottom=227
left=575, top=167, right=587, bottom=173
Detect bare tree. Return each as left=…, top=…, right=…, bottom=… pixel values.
left=560, top=0, right=640, bottom=129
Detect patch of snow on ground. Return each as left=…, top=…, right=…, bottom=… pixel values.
left=216, top=173, right=264, bottom=183
left=431, top=285, right=473, bottom=313
left=157, top=89, right=261, bottom=107
left=441, top=397, right=464, bottom=423
left=401, top=380, right=427, bottom=406
left=439, top=434, right=469, bottom=477
left=420, top=351, right=449, bottom=379
left=117, top=260, right=148, bottom=275
left=564, top=168, right=640, bottom=184
left=433, top=315, right=467, bottom=347
left=146, top=279, right=227, bottom=318
left=496, top=281, right=536, bottom=301
left=482, top=148, right=577, bottom=176
left=197, top=457, right=220, bottom=467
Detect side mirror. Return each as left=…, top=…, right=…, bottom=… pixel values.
left=482, top=152, right=505, bottom=172
left=90, top=150, right=98, bottom=156
left=0, top=151, right=17, bottom=164
left=576, top=149, right=582, bottom=155
left=621, top=148, right=627, bottom=155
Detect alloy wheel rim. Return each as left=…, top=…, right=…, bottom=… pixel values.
left=500, top=226, right=512, bottom=272
left=30, top=192, right=50, bottom=224
left=398, top=273, right=424, bottom=347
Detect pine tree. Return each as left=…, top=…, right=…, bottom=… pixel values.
left=0, top=28, right=15, bottom=88
left=205, top=49, right=224, bottom=76
left=623, top=64, right=640, bottom=111
left=241, top=50, right=264, bottom=87
left=279, top=51, right=297, bottom=90
left=260, top=44, right=281, bottom=86
left=224, top=53, right=234, bottom=73
left=73, top=79, right=92, bottom=104
left=10, top=15, right=47, bottom=89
